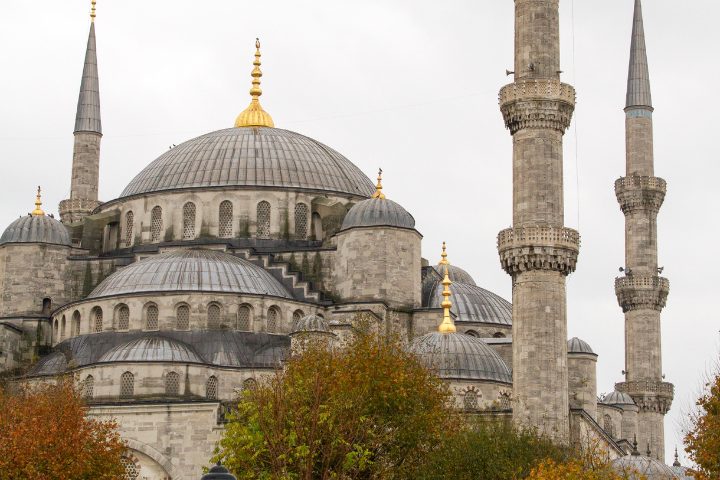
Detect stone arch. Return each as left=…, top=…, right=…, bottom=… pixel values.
left=237, top=303, right=253, bottom=331
left=182, top=201, right=197, bottom=240
left=91, top=306, right=103, bottom=333
left=150, top=206, right=163, bottom=242
left=60, top=315, right=66, bottom=340
left=122, top=438, right=178, bottom=480
left=465, top=330, right=480, bottom=337
left=462, top=386, right=481, bottom=411
left=72, top=310, right=81, bottom=336
left=493, top=331, right=506, bottom=338
left=312, top=212, right=323, bottom=241
left=267, top=305, right=280, bottom=333
left=218, top=200, right=234, bottom=238
left=115, top=303, right=130, bottom=331
left=207, top=302, right=222, bottom=330
left=175, top=302, right=190, bottom=330
left=144, top=302, right=159, bottom=331
left=256, top=200, right=271, bottom=239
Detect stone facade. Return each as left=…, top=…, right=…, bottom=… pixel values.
left=60, top=132, right=102, bottom=224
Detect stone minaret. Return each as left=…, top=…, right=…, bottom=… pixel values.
left=59, top=1, right=102, bottom=224
left=614, top=0, right=673, bottom=461
left=497, top=0, right=579, bottom=443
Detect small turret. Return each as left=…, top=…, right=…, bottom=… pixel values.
left=567, top=337, right=598, bottom=420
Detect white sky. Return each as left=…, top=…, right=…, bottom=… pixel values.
left=1, top=0, right=717, bottom=465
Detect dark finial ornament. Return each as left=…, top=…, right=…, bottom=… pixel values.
left=200, top=462, right=237, bottom=480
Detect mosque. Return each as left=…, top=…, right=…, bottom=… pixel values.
left=0, top=1, right=689, bottom=478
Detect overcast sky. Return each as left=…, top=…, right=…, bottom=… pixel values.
left=1, top=0, right=717, bottom=465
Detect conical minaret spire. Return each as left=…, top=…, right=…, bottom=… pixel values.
left=235, top=38, right=275, bottom=128
left=60, top=0, right=103, bottom=224
left=614, top=0, right=672, bottom=462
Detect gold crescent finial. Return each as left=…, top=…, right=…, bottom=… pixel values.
left=371, top=168, right=386, bottom=199
left=31, top=186, right=45, bottom=216
left=234, top=38, right=275, bottom=128
left=90, top=0, right=96, bottom=22
left=438, top=242, right=456, bottom=334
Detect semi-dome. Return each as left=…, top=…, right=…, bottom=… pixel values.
left=0, top=215, right=71, bottom=246
left=291, top=314, right=330, bottom=334
left=120, top=127, right=375, bottom=198
left=98, top=335, right=204, bottom=363
left=430, top=282, right=512, bottom=326
left=88, top=248, right=292, bottom=299
left=603, top=390, right=636, bottom=406
left=568, top=337, right=596, bottom=355
left=433, top=264, right=477, bottom=286
left=410, top=332, right=512, bottom=383
left=612, top=453, right=677, bottom=479
left=340, top=197, right=415, bottom=231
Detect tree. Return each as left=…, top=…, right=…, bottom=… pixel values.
left=684, top=360, right=720, bottom=480
left=526, top=441, right=645, bottom=480
left=214, top=328, right=457, bottom=479
left=0, top=378, right=127, bottom=480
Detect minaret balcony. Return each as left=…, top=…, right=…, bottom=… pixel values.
left=614, top=274, right=669, bottom=312
left=59, top=198, right=102, bottom=223
left=497, top=226, right=580, bottom=275
left=615, top=175, right=666, bottom=214
left=499, top=79, right=576, bottom=134
left=615, top=380, right=674, bottom=414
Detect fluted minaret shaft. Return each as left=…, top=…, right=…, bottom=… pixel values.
left=614, top=0, right=672, bottom=462
left=60, top=21, right=102, bottom=224
left=497, top=0, right=578, bottom=444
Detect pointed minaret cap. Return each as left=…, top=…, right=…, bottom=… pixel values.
left=235, top=39, right=275, bottom=128
left=74, top=0, right=102, bottom=134
left=625, top=0, right=653, bottom=110
left=673, top=447, right=681, bottom=467
left=438, top=242, right=457, bottom=334
left=371, top=168, right=386, bottom=199
left=31, top=186, right=45, bottom=216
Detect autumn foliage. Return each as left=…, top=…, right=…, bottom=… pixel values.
left=0, top=379, right=127, bottom=480
left=684, top=363, right=720, bottom=479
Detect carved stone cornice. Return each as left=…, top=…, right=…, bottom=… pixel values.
left=614, top=275, right=669, bottom=312
left=615, top=380, right=674, bottom=414
left=497, top=226, right=580, bottom=276
left=499, top=80, right=576, bottom=134
left=59, top=198, right=102, bottom=224
left=615, top=175, right=666, bottom=215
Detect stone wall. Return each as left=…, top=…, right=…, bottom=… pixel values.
left=568, top=352, right=598, bottom=420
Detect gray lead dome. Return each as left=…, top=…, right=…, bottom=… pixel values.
left=430, top=282, right=512, bottom=326
left=120, top=127, right=375, bottom=198
left=0, top=215, right=71, bottom=246
left=99, top=336, right=203, bottom=363
left=340, top=198, right=415, bottom=231
left=567, top=337, right=596, bottom=355
left=88, top=248, right=292, bottom=299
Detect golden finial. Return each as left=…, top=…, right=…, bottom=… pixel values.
left=438, top=242, right=456, bottom=334
left=234, top=38, right=275, bottom=128
left=371, top=168, right=386, bottom=199
left=31, top=186, right=45, bottom=216
left=90, top=0, right=96, bottom=22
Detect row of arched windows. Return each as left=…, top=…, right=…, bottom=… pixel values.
left=82, top=373, right=222, bottom=400
left=124, top=201, right=311, bottom=246
left=55, top=304, right=308, bottom=341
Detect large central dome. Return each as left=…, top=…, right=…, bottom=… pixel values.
left=120, top=127, right=376, bottom=198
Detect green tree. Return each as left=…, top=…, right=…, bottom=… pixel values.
left=684, top=358, right=720, bottom=479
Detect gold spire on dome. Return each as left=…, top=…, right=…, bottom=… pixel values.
left=90, top=0, right=96, bottom=22
left=31, top=186, right=45, bottom=216
left=234, top=38, right=275, bottom=128
left=371, top=168, right=386, bottom=199
left=438, top=242, right=457, bottom=334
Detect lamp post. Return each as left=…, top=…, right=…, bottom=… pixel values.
left=201, top=462, right=236, bottom=480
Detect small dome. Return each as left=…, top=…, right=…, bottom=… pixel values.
left=410, top=332, right=512, bottom=383
left=612, top=454, right=677, bottom=479
left=340, top=198, right=415, bottom=231
left=30, top=351, right=69, bottom=375
left=0, top=215, right=71, bottom=246
left=430, top=282, right=512, bottom=326
left=602, top=390, right=636, bottom=406
left=568, top=337, right=596, bottom=355
left=88, top=249, right=292, bottom=299
left=98, top=335, right=204, bottom=363
left=291, top=314, right=330, bottom=334
left=433, top=264, right=477, bottom=286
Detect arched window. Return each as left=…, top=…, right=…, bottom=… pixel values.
left=312, top=212, right=323, bottom=241
left=117, top=305, right=130, bottom=331
left=206, top=376, right=218, bottom=400
left=146, top=304, right=159, bottom=330
left=465, top=330, right=480, bottom=338
left=292, top=309, right=304, bottom=329
left=182, top=202, right=196, bottom=240
left=267, top=307, right=279, bottom=333
left=83, top=375, right=94, bottom=400
left=42, top=298, right=52, bottom=315
left=165, top=371, right=180, bottom=396
left=120, top=457, right=140, bottom=480
left=72, top=310, right=80, bottom=336
left=463, top=389, right=479, bottom=411
left=603, top=414, right=614, bottom=437
left=493, top=331, right=506, bottom=338
left=219, top=201, right=233, bottom=238
left=92, top=307, right=103, bottom=333
left=150, top=206, right=163, bottom=242
left=256, top=201, right=271, bottom=239
left=125, top=211, right=134, bottom=247
left=238, top=304, right=251, bottom=331
left=120, top=372, right=134, bottom=398
left=294, top=203, right=309, bottom=239
left=208, top=304, right=221, bottom=329
left=53, top=319, right=58, bottom=339
left=176, top=304, right=190, bottom=330
left=243, top=378, right=257, bottom=391
left=60, top=316, right=66, bottom=339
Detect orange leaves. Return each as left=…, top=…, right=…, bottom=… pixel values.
left=684, top=368, right=720, bottom=479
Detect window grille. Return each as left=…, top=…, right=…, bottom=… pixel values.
left=219, top=201, right=233, bottom=238
left=238, top=305, right=251, bottom=331
left=146, top=305, right=159, bottom=330
left=267, top=307, right=279, bottom=333
left=125, top=211, right=134, bottom=246
left=176, top=305, right=190, bottom=330
left=120, top=372, right=134, bottom=398
left=256, top=201, right=271, bottom=239
left=182, top=202, right=196, bottom=240
left=118, top=305, right=129, bottom=330
left=208, top=304, right=221, bottom=329
left=165, top=371, right=180, bottom=396
left=294, top=203, right=309, bottom=239
left=603, top=414, right=614, bottom=437
left=72, top=311, right=80, bottom=335
left=121, top=457, right=139, bottom=480
left=243, top=378, right=257, bottom=391
left=93, top=308, right=103, bottom=333
left=292, top=310, right=303, bottom=329
left=463, top=389, right=479, bottom=411
left=206, top=376, right=218, bottom=400
left=83, top=375, right=94, bottom=399
left=150, top=206, right=162, bottom=242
